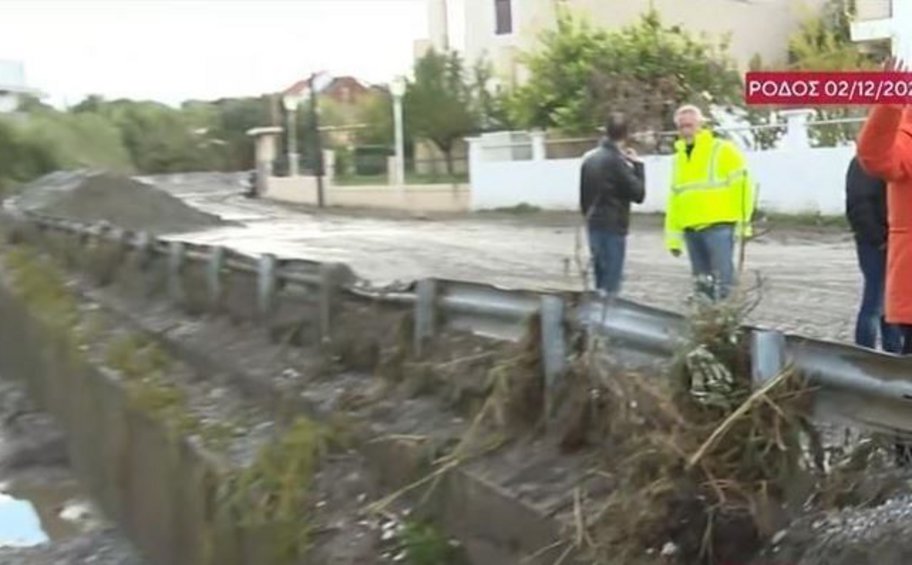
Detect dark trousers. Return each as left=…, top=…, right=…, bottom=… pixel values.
left=587, top=227, right=626, bottom=294
left=854, top=241, right=903, bottom=352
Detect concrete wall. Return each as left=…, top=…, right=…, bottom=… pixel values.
left=470, top=145, right=856, bottom=215
left=264, top=175, right=471, bottom=212
left=459, top=0, right=828, bottom=85
left=0, top=271, right=254, bottom=565
left=263, top=175, right=321, bottom=203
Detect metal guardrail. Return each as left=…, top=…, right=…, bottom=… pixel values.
left=7, top=210, right=912, bottom=434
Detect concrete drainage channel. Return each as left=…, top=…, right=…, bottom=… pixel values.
left=0, top=377, right=142, bottom=565
left=0, top=217, right=579, bottom=564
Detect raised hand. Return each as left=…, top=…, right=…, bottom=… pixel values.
left=881, top=56, right=909, bottom=108
left=621, top=145, right=640, bottom=163
left=884, top=56, right=907, bottom=74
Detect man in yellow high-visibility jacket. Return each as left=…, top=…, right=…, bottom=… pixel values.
left=665, top=105, right=756, bottom=301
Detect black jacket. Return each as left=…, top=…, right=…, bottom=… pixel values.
left=579, top=139, right=646, bottom=233
left=846, top=156, right=888, bottom=245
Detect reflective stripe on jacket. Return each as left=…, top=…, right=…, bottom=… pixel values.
left=664, top=129, right=756, bottom=251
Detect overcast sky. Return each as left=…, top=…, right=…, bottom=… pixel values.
left=0, top=0, right=428, bottom=107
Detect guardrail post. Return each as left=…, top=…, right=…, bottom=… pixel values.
left=111, top=227, right=130, bottom=250
left=541, top=295, right=567, bottom=419
left=167, top=241, right=185, bottom=301
left=257, top=253, right=278, bottom=318
left=318, top=264, right=337, bottom=344
left=135, top=231, right=153, bottom=267
left=750, top=328, right=787, bottom=387
left=207, top=246, right=225, bottom=309
left=77, top=223, right=92, bottom=247
left=94, top=222, right=111, bottom=243
left=414, top=279, right=438, bottom=357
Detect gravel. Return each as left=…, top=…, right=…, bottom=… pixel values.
left=769, top=494, right=912, bottom=565
left=8, top=170, right=226, bottom=234
left=0, top=530, right=143, bottom=565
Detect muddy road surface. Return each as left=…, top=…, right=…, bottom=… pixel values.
left=151, top=174, right=861, bottom=343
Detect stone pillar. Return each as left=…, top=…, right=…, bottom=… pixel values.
left=530, top=130, right=547, bottom=161
left=246, top=126, right=283, bottom=181
left=778, top=109, right=815, bottom=150
left=387, top=156, right=398, bottom=186
left=322, top=149, right=336, bottom=187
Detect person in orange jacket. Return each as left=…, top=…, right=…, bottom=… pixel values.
left=856, top=57, right=912, bottom=467
left=856, top=57, right=912, bottom=355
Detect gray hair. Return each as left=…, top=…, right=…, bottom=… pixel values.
left=674, top=104, right=705, bottom=125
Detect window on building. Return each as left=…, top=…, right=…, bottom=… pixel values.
left=495, top=0, right=512, bottom=35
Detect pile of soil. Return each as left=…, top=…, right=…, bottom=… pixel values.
left=9, top=170, right=226, bottom=234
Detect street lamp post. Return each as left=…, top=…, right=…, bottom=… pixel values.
left=390, top=76, right=407, bottom=188
left=282, top=93, right=302, bottom=177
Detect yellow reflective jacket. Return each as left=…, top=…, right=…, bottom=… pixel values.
left=664, top=129, right=756, bottom=251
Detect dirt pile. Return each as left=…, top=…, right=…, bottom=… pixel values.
left=9, top=170, right=226, bottom=234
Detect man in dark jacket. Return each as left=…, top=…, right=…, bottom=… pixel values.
left=580, top=112, right=646, bottom=294
left=845, top=155, right=902, bottom=352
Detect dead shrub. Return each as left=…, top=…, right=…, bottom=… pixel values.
left=567, top=286, right=823, bottom=564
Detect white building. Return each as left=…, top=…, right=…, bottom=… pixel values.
left=850, top=0, right=912, bottom=61
left=0, top=60, right=41, bottom=113
left=424, top=0, right=829, bottom=87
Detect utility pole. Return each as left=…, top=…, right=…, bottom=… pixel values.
left=309, top=73, right=325, bottom=208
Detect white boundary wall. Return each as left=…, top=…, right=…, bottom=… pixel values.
left=470, top=145, right=856, bottom=215
left=468, top=109, right=860, bottom=215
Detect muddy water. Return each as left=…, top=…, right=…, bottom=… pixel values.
left=0, top=479, right=93, bottom=547
left=0, top=380, right=142, bottom=564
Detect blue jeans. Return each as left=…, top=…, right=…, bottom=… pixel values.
left=587, top=227, right=626, bottom=294
left=854, top=241, right=902, bottom=353
left=684, top=224, right=735, bottom=301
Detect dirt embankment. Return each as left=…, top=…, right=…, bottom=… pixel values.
left=8, top=171, right=228, bottom=235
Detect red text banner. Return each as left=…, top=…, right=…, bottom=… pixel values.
left=745, top=71, right=912, bottom=105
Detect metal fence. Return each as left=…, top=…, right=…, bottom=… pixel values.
left=491, top=116, right=869, bottom=161
left=333, top=154, right=469, bottom=186
left=6, top=209, right=912, bottom=436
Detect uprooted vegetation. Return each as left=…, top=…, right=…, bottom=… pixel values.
left=562, top=290, right=814, bottom=564
left=551, top=289, right=910, bottom=564
left=347, top=278, right=912, bottom=564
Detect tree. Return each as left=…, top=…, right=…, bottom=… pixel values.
left=355, top=89, right=396, bottom=146
left=785, top=0, right=884, bottom=146
left=472, top=57, right=513, bottom=132
left=16, top=94, right=54, bottom=114
left=0, top=118, right=60, bottom=192
left=510, top=8, right=742, bottom=138
left=23, top=111, right=133, bottom=172
left=787, top=0, right=879, bottom=71
left=404, top=49, right=480, bottom=174
left=71, top=94, right=107, bottom=114
left=210, top=96, right=272, bottom=170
